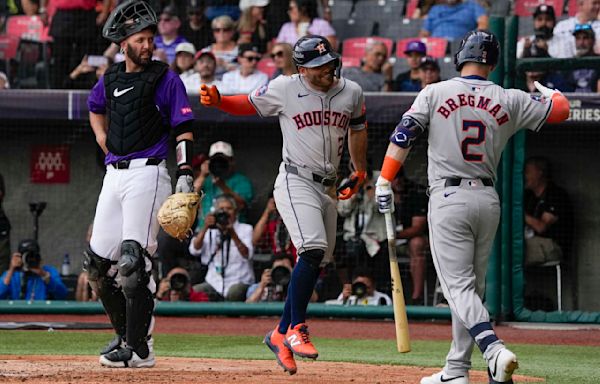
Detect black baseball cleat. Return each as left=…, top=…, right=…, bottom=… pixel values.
left=100, top=334, right=125, bottom=355
left=99, top=337, right=155, bottom=368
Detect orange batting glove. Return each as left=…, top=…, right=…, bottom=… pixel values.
left=200, top=84, right=221, bottom=107
left=337, top=171, right=367, bottom=200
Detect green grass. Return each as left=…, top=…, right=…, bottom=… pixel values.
left=0, top=331, right=598, bottom=383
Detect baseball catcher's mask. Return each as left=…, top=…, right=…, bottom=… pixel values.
left=158, top=192, right=202, bottom=241
left=102, top=0, right=158, bottom=44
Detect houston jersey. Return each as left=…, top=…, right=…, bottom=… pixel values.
left=249, top=74, right=366, bottom=176
left=404, top=77, right=552, bottom=184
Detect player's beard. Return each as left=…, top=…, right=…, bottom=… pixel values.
left=127, top=44, right=153, bottom=67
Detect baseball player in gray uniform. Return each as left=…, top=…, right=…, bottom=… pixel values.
left=200, top=35, right=368, bottom=375
left=375, top=31, right=570, bottom=384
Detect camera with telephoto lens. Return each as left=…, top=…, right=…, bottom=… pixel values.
left=208, top=155, right=230, bottom=179
left=351, top=281, right=368, bottom=299
left=18, top=239, right=41, bottom=271
left=209, top=209, right=230, bottom=229
left=169, top=273, right=189, bottom=292
left=270, top=265, right=291, bottom=287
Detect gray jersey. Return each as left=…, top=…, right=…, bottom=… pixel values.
left=249, top=74, right=366, bottom=176
left=404, top=77, right=552, bottom=185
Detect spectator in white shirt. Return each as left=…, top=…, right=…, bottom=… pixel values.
left=334, top=267, right=392, bottom=306
left=553, top=0, right=600, bottom=57
left=220, top=43, right=269, bottom=95
left=189, top=195, right=255, bottom=301
left=517, top=5, right=560, bottom=58
left=182, top=50, right=223, bottom=94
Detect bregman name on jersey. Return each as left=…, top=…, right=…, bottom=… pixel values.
left=436, top=94, right=510, bottom=126
left=292, top=110, right=350, bottom=130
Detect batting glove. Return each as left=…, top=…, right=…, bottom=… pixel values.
left=337, top=171, right=366, bottom=200
left=200, top=84, right=221, bottom=107
left=534, top=81, right=562, bottom=99
left=175, top=168, right=194, bottom=193
left=375, top=176, right=394, bottom=213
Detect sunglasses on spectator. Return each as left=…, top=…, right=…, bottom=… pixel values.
left=213, top=27, right=233, bottom=33
left=270, top=51, right=285, bottom=59
left=243, top=55, right=261, bottom=62
left=159, top=17, right=172, bottom=22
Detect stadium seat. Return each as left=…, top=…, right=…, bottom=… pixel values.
left=382, top=18, right=423, bottom=40
left=331, top=19, right=376, bottom=40
left=568, top=0, right=577, bottom=16
left=353, top=0, right=405, bottom=24
left=490, top=0, right=511, bottom=16
left=5, top=15, right=50, bottom=41
left=439, top=57, right=457, bottom=81
left=396, top=37, right=447, bottom=58
left=518, top=15, right=536, bottom=37
left=0, top=35, right=19, bottom=81
left=514, top=0, right=565, bottom=17
left=405, top=0, right=419, bottom=19
left=341, top=56, right=361, bottom=67
left=257, top=57, right=276, bottom=79
left=331, top=0, right=355, bottom=21
left=342, top=37, right=394, bottom=58
left=392, top=58, right=409, bottom=77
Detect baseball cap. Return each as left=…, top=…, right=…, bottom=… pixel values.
left=209, top=141, right=234, bottom=157
left=533, top=4, right=555, bottom=20
left=238, top=43, right=260, bottom=57
left=195, top=49, right=216, bottom=62
left=161, top=5, right=178, bottom=19
left=419, top=56, right=439, bottom=70
left=573, top=23, right=595, bottom=37
left=176, top=42, right=196, bottom=56
left=404, top=40, right=427, bottom=55
left=239, top=0, right=270, bottom=11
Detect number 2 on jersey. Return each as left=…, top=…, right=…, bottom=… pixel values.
left=461, top=120, right=485, bottom=162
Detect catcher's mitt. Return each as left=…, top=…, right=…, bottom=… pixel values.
left=157, top=192, right=202, bottom=241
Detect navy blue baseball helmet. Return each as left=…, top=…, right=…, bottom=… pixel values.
left=293, top=35, right=341, bottom=72
left=454, top=30, right=500, bottom=71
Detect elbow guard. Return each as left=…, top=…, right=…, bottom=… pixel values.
left=389, top=116, right=425, bottom=148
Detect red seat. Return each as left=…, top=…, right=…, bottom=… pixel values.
left=396, top=37, right=447, bottom=58
left=0, top=35, right=19, bottom=60
left=568, top=1, right=577, bottom=16
left=257, top=57, right=277, bottom=79
left=514, top=0, right=564, bottom=17
left=5, top=15, right=51, bottom=42
left=405, top=0, right=420, bottom=19
left=342, top=37, right=394, bottom=59
left=341, top=56, right=361, bottom=67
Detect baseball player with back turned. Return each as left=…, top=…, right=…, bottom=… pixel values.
left=86, top=0, right=196, bottom=368
left=200, top=35, right=368, bottom=375
left=376, top=30, right=570, bottom=384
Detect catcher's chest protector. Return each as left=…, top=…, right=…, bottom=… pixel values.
left=104, top=61, right=169, bottom=156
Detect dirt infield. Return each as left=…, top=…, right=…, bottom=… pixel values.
left=0, top=355, right=543, bottom=384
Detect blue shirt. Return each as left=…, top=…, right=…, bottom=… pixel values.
left=0, top=266, right=68, bottom=300
left=423, top=1, right=486, bottom=40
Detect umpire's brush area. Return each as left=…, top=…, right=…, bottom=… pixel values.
left=0, top=331, right=598, bottom=383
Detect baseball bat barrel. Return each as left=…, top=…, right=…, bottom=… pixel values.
left=384, top=211, right=411, bottom=353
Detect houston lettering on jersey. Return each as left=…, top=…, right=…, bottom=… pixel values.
left=436, top=93, right=510, bottom=126
left=292, top=110, right=350, bottom=130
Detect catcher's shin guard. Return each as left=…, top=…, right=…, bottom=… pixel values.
left=84, top=247, right=126, bottom=337
left=118, top=240, right=154, bottom=359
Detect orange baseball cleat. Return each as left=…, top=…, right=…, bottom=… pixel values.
left=264, top=328, right=297, bottom=375
left=284, top=323, right=319, bottom=359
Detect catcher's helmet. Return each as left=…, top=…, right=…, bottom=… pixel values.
left=293, top=35, right=341, bottom=73
left=102, top=0, right=158, bottom=44
left=454, top=30, right=500, bottom=71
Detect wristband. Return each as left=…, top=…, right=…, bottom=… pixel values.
left=176, top=139, right=193, bottom=168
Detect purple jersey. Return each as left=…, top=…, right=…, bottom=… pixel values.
left=155, top=35, right=189, bottom=64
left=88, top=66, right=194, bottom=165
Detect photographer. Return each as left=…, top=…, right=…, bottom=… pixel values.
left=64, top=55, right=113, bottom=90
left=334, top=267, right=391, bottom=306
left=194, top=141, right=254, bottom=229
left=517, top=5, right=559, bottom=59
left=0, top=239, right=67, bottom=300
left=188, top=195, right=255, bottom=301
left=156, top=267, right=208, bottom=302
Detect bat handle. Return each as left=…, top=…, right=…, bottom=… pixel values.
left=384, top=211, right=395, bottom=242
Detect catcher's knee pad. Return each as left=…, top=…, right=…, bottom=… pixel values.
left=299, top=249, right=325, bottom=270
left=83, top=247, right=126, bottom=336
left=119, top=240, right=154, bottom=357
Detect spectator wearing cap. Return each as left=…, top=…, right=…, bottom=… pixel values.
left=269, top=42, right=297, bottom=79
left=341, top=40, right=393, bottom=92
left=276, top=0, right=336, bottom=48
left=517, top=5, right=560, bottom=59
left=203, top=15, right=239, bottom=78
left=183, top=50, right=223, bottom=94
left=181, top=0, right=213, bottom=51
left=419, top=0, right=488, bottom=41
left=155, top=6, right=190, bottom=65
left=238, top=0, right=271, bottom=54
left=220, top=43, right=269, bottom=94
left=553, top=0, right=600, bottom=58
left=393, top=41, right=427, bottom=92
left=564, top=24, right=600, bottom=93
left=196, top=141, right=254, bottom=229
left=173, top=42, right=197, bottom=75
left=418, top=56, right=441, bottom=88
